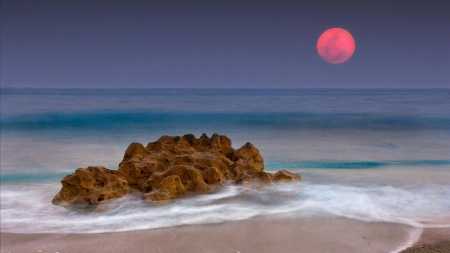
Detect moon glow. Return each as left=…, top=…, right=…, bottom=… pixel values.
left=317, top=28, right=355, bottom=64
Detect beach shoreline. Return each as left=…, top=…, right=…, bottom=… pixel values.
left=399, top=228, right=450, bottom=253
left=2, top=216, right=440, bottom=253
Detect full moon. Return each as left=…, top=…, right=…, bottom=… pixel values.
left=317, top=28, right=355, bottom=64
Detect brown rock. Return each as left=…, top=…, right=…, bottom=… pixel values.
left=231, top=159, right=260, bottom=178
left=200, top=167, right=223, bottom=186
left=142, top=175, right=186, bottom=201
left=234, top=142, right=264, bottom=171
left=205, top=133, right=234, bottom=159
left=273, top=170, right=302, bottom=183
left=52, top=166, right=131, bottom=205
left=235, top=171, right=274, bottom=186
left=118, top=158, right=166, bottom=190
left=122, top=142, right=149, bottom=162
left=142, top=165, right=211, bottom=193
left=53, top=133, right=302, bottom=206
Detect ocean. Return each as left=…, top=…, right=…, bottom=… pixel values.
left=1, top=88, right=449, bottom=234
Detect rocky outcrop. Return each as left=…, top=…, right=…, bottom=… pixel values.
left=52, top=166, right=131, bottom=206
left=142, top=175, right=186, bottom=201
left=273, top=170, right=302, bottom=183
left=53, top=134, right=302, bottom=206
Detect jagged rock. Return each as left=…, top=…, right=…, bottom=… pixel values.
left=234, top=142, right=264, bottom=171
left=142, top=175, right=186, bottom=201
left=230, top=158, right=261, bottom=178
left=235, top=171, right=275, bottom=186
left=123, top=142, right=150, bottom=161
left=53, top=134, right=302, bottom=206
left=200, top=166, right=223, bottom=186
left=141, top=165, right=211, bottom=193
left=273, top=170, right=302, bottom=183
left=52, top=166, right=131, bottom=205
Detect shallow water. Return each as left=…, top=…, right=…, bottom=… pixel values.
left=1, top=88, right=449, bottom=234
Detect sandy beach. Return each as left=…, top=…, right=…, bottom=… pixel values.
left=2, top=216, right=441, bottom=253
left=399, top=228, right=450, bottom=253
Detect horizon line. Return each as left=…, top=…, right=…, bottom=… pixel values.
left=1, top=87, right=449, bottom=90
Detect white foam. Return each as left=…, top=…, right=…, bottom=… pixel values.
left=1, top=182, right=449, bottom=234
left=390, top=228, right=423, bottom=253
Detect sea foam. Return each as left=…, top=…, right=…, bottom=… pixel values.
left=1, top=181, right=449, bottom=234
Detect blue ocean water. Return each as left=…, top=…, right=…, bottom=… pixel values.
left=1, top=88, right=449, bottom=233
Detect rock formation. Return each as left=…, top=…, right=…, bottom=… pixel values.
left=52, top=166, right=131, bottom=206
left=53, top=134, right=301, bottom=206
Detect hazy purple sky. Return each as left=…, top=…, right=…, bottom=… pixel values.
left=1, top=0, right=449, bottom=88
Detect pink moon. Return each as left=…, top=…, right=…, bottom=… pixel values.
left=317, top=28, right=355, bottom=64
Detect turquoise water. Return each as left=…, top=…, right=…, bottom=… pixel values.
left=1, top=88, right=449, bottom=233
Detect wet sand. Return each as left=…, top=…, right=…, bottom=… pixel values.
left=1, top=216, right=424, bottom=253
left=400, top=228, right=450, bottom=253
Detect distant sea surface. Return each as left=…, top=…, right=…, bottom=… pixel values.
left=1, top=89, right=449, bottom=233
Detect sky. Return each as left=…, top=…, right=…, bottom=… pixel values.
left=1, top=0, right=449, bottom=89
